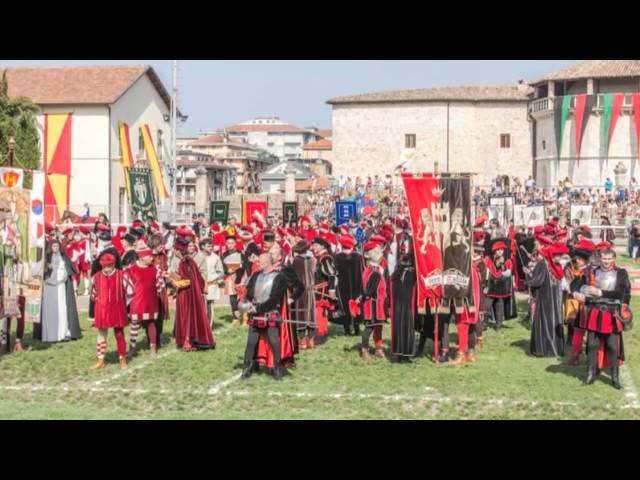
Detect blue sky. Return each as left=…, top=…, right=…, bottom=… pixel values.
left=0, top=60, right=579, bottom=135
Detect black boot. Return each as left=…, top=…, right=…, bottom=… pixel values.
left=344, top=326, right=352, bottom=336
left=585, top=364, right=597, bottom=385
left=241, top=362, right=255, bottom=379
left=610, top=366, right=623, bottom=390
left=353, top=324, right=361, bottom=336
left=438, top=350, right=449, bottom=363
left=273, top=362, right=284, bottom=381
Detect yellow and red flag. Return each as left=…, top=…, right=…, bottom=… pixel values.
left=140, top=124, right=169, bottom=200
left=43, top=113, right=72, bottom=223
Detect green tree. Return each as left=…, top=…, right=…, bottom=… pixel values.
left=0, top=69, right=41, bottom=171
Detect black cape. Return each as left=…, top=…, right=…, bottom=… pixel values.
left=527, top=260, right=565, bottom=357
left=335, top=251, right=364, bottom=329
left=390, top=266, right=417, bottom=356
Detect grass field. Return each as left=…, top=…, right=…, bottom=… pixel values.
left=1, top=256, right=639, bottom=419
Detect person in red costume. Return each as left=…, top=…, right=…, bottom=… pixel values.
left=169, top=234, right=215, bottom=352
left=90, top=253, right=129, bottom=370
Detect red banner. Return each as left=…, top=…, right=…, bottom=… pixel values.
left=243, top=199, right=268, bottom=227
left=633, top=93, right=640, bottom=163
left=401, top=173, right=442, bottom=312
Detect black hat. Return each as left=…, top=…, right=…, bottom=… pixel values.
left=311, top=236, right=332, bottom=252
left=292, top=240, right=310, bottom=254
left=262, top=231, right=276, bottom=242
left=245, top=242, right=261, bottom=258
left=123, top=233, right=137, bottom=245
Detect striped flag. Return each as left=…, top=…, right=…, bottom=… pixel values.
left=140, top=124, right=170, bottom=200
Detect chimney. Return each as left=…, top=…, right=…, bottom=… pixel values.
left=517, top=79, right=529, bottom=92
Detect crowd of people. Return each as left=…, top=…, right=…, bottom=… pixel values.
left=0, top=190, right=634, bottom=390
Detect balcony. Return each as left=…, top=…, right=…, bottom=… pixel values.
left=529, top=93, right=637, bottom=115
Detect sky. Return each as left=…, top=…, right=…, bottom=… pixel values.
left=0, top=60, right=579, bottom=136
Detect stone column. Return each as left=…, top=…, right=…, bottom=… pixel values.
left=284, top=164, right=297, bottom=201
left=614, top=161, right=628, bottom=189
left=194, top=167, right=208, bottom=214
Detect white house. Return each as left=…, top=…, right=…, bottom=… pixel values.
left=224, top=116, right=323, bottom=161
left=6, top=64, right=172, bottom=222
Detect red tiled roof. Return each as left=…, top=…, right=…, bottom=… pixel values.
left=303, top=138, right=332, bottom=150
left=5, top=65, right=171, bottom=109
left=532, top=60, right=640, bottom=85
left=225, top=123, right=306, bottom=133
left=318, top=128, right=332, bottom=138
left=188, top=134, right=247, bottom=146
left=295, top=176, right=331, bottom=191
left=327, top=85, right=530, bottom=104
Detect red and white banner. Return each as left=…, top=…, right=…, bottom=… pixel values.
left=401, top=173, right=443, bottom=312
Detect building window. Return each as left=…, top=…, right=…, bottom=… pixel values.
left=267, top=142, right=275, bottom=147
left=138, top=130, right=145, bottom=157
left=500, top=134, right=511, bottom=149
left=157, top=129, right=163, bottom=160
left=542, top=140, right=546, bottom=151
left=405, top=134, right=416, bottom=149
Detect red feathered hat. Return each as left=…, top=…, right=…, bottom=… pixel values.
left=299, top=215, right=311, bottom=225
left=339, top=234, right=356, bottom=249
left=132, top=220, right=143, bottom=229
left=475, top=215, right=488, bottom=227
left=533, top=225, right=545, bottom=235
left=175, top=225, right=194, bottom=238
left=62, top=226, right=73, bottom=236
left=549, top=242, right=570, bottom=256
left=595, top=241, right=612, bottom=250
left=371, top=234, right=386, bottom=245
left=99, top=253, right=116, bottom=266
left=364, top=241, right=380, bottom=252
left=473, top=230, right=485, bottom=243
left=45, top=221, right=55, bottom=233
left=136, top=246, right=153, bottom=258
left=211, top=223, right=221, bottom=233
left=340, top=224, right=350, bottom=233
left=535, top=234, right=554, bottom=246
left=574, top=239, right=596, bottom=251
left=79, top=225, right=92, bottom=235
left=491, top=241, right=507, bottom=252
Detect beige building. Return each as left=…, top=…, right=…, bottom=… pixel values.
left=329, top=60, right=640, bottom=189
left=179, top=132, right=276, bottom=193
left=303, top=138, right=333, bottom=162
left=327, top=85, right=532, bottom=186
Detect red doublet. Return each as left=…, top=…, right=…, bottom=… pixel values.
left=92, top=270, right=128, bottom=329
left=363, top=265, right=387, bottom=322
left=124, top=263, right=161, bottom=321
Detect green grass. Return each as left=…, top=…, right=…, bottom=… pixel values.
left=1, top=294, right=639, bottom=419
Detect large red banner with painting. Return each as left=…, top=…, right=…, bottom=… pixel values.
left=401, top=173, right=443, bottom=313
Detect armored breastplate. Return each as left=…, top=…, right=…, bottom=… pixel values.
left=254, top=271, right=278, bottom=304
left=595, top=268, right=617, bottom=292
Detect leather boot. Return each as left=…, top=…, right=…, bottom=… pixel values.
left=611, top=366, right=623, bottom=390
left=451, top=351, right=467, bottom=365
left=90, top=358, right=106, bottom=369
left=361, top=348, right=371, bottom=362
left=307, top=337, right=316, bottom=349
left=476, top=336, right=484, bottom=349
left=241, top=362, right=256, bottom=379
left=585, top=364, right=597, bottom=385
left=354, top=324, right=361, bottom=336
left=374, top=345, right=385, bottom=358
left=438, top=350, right=449, bottom=363
left=273, top=362, right=284, bottom=380
left=119, top=357, right=128, bottom=370
left=563, top=353, right=580, bottom=366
